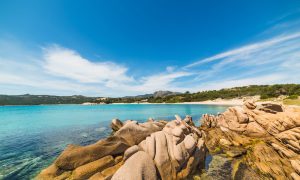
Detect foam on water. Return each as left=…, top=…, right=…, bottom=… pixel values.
left=0, top=104, right=229, bottom=179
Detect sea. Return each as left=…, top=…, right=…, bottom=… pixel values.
left=0, top=104, right=229, bottom=179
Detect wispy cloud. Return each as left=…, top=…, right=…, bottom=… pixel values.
left=179, top=23, right=300, bottom=92
left=1, top=19, right=300, bottom=96
left=184, top=32, right=300, bottom=68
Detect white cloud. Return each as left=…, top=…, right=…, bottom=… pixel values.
left=1, top=19, right=300, bottom=96
left=103, top=71, right=193, bottom=94
left=185, top=32, right=300, bottom=68
left=181, top=29, right=300, bottom=91
left=136, top=71, right=192, bottom=92
left=43, top=45, right=133, bottom=83
left=0, top=39, right=192, bottom=96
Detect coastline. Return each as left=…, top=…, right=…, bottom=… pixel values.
left=112, top=99, right=244, bottom=106
left=37, top=101, right=300, bottom=179
left=2, top=98, right=299, bottom=107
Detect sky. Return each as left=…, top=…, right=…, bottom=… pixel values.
left=0, top=0, right=300, bottom=97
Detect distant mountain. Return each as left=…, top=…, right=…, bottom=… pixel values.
left=0, top=94, right=99, bottom=105
left=153, top=91, right=182, bottom=98
left=0, top=91, right=182, bottom=105
left=123, top=93, right=154, bottom=99
left=123, top=91, right=182, bottom=99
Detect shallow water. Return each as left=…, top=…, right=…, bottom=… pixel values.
left=0, top=104, right=229, bottom=179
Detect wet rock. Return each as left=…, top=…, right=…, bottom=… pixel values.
left=36, top=164, right=65, bottom=179
left=200, top=154, right=232, bottom=180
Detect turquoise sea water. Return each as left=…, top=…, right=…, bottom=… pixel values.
left=0, top=104, right=229, bottom=179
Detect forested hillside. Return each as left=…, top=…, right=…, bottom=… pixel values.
left=1, top=84, right=300, bottom=105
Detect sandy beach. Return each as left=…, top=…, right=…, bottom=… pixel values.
left=111, top=98, right=245, bottom=106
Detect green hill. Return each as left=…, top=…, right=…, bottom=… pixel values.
left=105, top=84, right=300, bottom=103
left=0, top=94, right=98, bottom=105
left=1, top=84, right=300, bottom=105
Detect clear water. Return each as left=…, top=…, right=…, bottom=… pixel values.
left=0, top=104, right=229, bottom=179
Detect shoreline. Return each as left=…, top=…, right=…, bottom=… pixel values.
left=0, top=99, right=244, bottom=106
left=112, top=99, right=244, bottom=106
left=2, top=99, right=298, bottom=107
left=37, top=101, right=300, bottom=179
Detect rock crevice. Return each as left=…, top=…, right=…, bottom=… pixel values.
left=201, top=101, right=300, bottom=180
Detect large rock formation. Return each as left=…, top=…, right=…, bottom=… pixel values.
left=37, top=101, right=300, bottom=180
left=37, top=120, right=166, bottom=179
left=201, top=101, right=300, bottom=180
left=112, top=118, right=206, bottom=180
left=37, top=116, right=205, bottom=180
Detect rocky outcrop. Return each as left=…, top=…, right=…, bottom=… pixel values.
left=112, top=118, right=206, bottom=180
left=37, top=120, right=166, bottom=179
left=37, top=116, right=205, bottom=180
left=37, top=101, right=300, bottom=180
left=201, top=101, right=300, bottom=179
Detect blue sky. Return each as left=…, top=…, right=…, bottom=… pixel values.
left=0, top=0, right=300, bottom=96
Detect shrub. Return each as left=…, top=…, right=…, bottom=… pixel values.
left=260, top=94, right=270, bottom=99
left=287, top=95, right=298, bottom=99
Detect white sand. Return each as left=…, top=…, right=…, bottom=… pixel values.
left=112, top=99, right=244, bottom=106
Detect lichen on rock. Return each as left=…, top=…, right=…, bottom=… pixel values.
left=201, top=101, right=300, bottom=180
